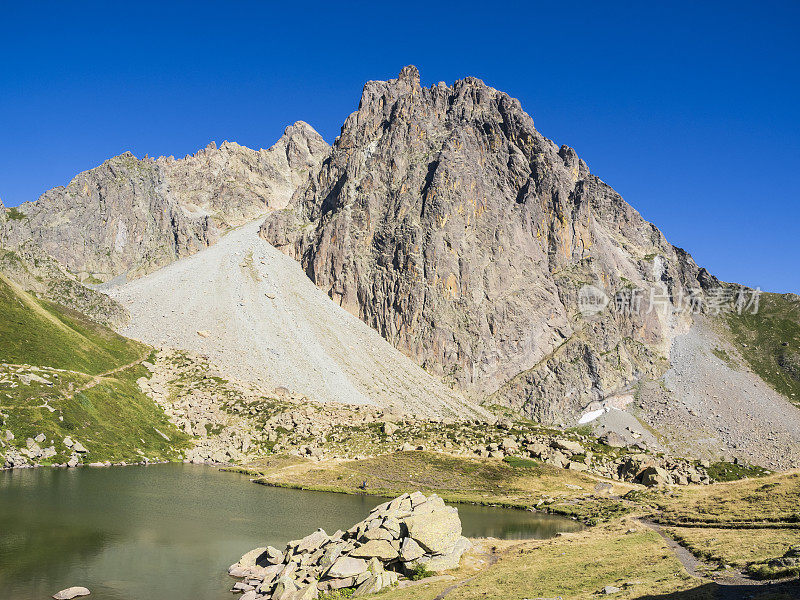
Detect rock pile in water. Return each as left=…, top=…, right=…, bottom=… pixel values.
left=228, top=492, right=470, bottom=599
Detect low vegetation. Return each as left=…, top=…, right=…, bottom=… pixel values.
left=377, top=519, right=706, bottom=600
left=0, top=272, right=191, bottom=464
left=727, top=292, right=800, bottom=405
left=3, top=206, right=26, bottom=221
left=667, top=527, right=799, bottom=570
left=242, top=450, right=634, bottom=525
left=705, top=460, right=771, bottom=482
left=0, top=273, right=141, bottom=374
left=653, top=471, right=800, bottom=526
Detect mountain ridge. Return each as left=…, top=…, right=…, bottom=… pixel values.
left=3, top=66, right=800, bottom=468
left=260, top=65, right=717, bottom=422
left=0, top=121, right=329, bottom=282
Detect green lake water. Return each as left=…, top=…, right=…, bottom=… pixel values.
left=0, top=463, right=582, bottom=599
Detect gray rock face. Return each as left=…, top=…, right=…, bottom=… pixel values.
left=2, top=122, right=329, bottom=282
left=261, top=66, right=715, bottom=421
left=0, top=242, right=129, bottom=327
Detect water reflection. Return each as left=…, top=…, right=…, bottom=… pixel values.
left=0, top=463, right=581, bottom=600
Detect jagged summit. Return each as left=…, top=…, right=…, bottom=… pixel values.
left=0, top=123, right=330, bottom=281
left=260, top=66, right=711, bottom=420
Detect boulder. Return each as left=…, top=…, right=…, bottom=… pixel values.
left=238, top=547, right=268, bottom=568
left=272, top=576, right=299, bottom=600
left=322, top=576, right=356, bottom=591
left=619, top=454, right=655, bottom=479
left=232, top=581, right=254, bottom=592
left=327, top=556, right=368, bottom=578
left=405, top=508, right=461, bottom=554
left=567, top=461, right=589, bottom=471
left=228, top=565, right=249, bottom=578
left=552, top=439, right=584, bottom=454
left=527, top=442, right=549, bottom=457
left=400, top=537, right=425, bottom=562
left=546, top=451, right=568, bottom=468
left=319, top=543, right=343, bottom=569
left=381, top=516, right=401, bottom=538
left=415, top=536, right=472, bottom=572
left=599, top=432, right=626, bottom=448
left=352, top=572, right=389, bottom=597
left=640, top=466, right=669, bottom=487
left=295, top=528, right=329, bottom=553
left=52, top=588, right=91, bottom=600
left=349, top=539, right=398, bottom=561
left=361, top=527, right=394, bottom=542
left=500, top=437, right=519, bottom=452
left=294, top=584, right=319, bottom=600
left=265, top=545, right=284, bottom=564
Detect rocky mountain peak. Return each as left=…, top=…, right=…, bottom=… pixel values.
left=1, top=125, right=329, bottom=282
left=397, top=64, right=421, bottom=87
left=261, top=67, right=713, bottom=422
left=271, top=120, right=330, bottom=174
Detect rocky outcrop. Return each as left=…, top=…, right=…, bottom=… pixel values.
left=1, top=122, right=329, bottom=282
left=260, top=66, right=716, bottom=422
left=0, top=243, right=129, bottom=327
left=228, top=492, right=470, bottom=599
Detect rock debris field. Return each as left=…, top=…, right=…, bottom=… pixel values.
left=107, top=219, right=482, bottom=420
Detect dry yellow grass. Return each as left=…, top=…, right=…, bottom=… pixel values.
left=655, top=471, right=800, bottom=525
left=375, top=519, right=704, bottom=600
left=241, top=451, right=635, bottom=523
left=667, top=527, right=800, bottom=568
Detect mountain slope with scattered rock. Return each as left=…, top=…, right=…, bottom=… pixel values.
left=260, top=67, right=800, bottom=469
left=107, top=219, right=483, bottom=419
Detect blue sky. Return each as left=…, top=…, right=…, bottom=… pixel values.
left=2, top=2, right=798, bottom=292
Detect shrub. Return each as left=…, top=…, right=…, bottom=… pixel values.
left=408, top=563, right=435, bottom=580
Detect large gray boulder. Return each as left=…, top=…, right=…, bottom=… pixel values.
left=405, top=507, right=462, bottom=554
left=327, top=556, right=368, bottom=578
left=52, top=587, right=91, bottom=600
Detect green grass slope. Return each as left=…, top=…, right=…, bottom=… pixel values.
left=0, top=272, right=139, bottom=373
left=0, top=273, right=190, bottom=464
left=727, top=292, right=800, bottom=405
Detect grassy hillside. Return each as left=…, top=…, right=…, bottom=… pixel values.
left=0, top=272, right=139, bottom=373
left=727, top=292, right=800, bottom=405
left=0, top=273, right=190, bottom=464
